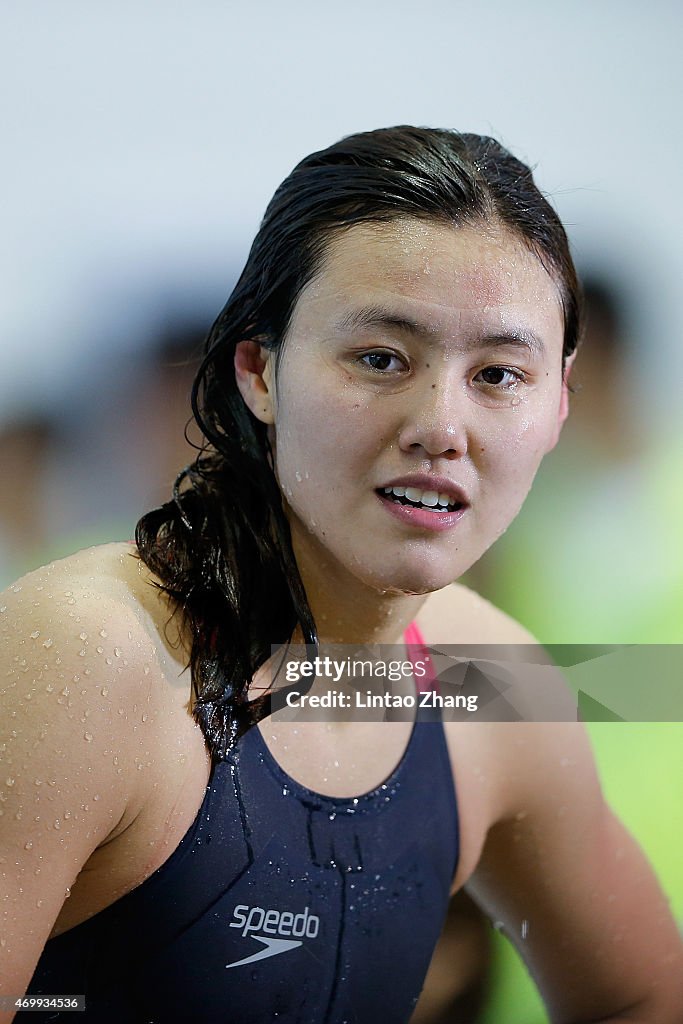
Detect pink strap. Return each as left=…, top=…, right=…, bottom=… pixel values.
left=403, top=621, right=439, bottom=694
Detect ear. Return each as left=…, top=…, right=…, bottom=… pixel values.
left=234, top=341, right=276, bottom=424
left=546, top=350, right=577, bottom=452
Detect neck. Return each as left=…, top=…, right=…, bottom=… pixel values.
left=290, top=529, right=429, bottom=646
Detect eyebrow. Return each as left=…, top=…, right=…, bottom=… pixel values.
left=335, top=304, right=547, bottom=358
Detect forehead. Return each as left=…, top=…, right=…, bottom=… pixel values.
left=294, top=217, right=563, bottom=334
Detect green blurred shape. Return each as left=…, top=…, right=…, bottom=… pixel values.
left=578, top=690, right=625, bottom=722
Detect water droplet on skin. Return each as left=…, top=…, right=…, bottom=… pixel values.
left=43, top=638, right=53, bottom=649
left=521, top=919, right=529, bottom=939
left=101, top=686, right=109, bottom=697
left=93, top=794, right=100, bottom=801
left=96, top=646, right=104, bottom=654
left=99, top=629, right=107, bottom=638
left=114, top=648, right=122, bottom=658
left=67, top=598, right=76, bottom=606
left=30, top=630, right=40, bottom=639
left=36, top=899, right=43, bottom=908
left=78, top=649, right=86, bottom=657
left=105, top=657, right=113, bottom=666
left=53, top=819, right=61, bottom=830
left=64, top=886, right=71, bottom=898
left=141, top=714, right=148, bottom=723
left=143, top=665, right=150, bottom=675
left=5, top=778, right=15, bottom=787
left=84, top=732, right=93, bottom=742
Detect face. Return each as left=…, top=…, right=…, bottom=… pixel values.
left=239, top=218, right=568, bottom=597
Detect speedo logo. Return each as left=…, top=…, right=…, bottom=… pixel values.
left=225, top=904, right=320, bottom=969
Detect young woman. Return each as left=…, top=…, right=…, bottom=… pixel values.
left=2, top=127, right=682, bottom=1023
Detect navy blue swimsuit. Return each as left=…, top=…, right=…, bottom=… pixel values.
left=24, top=634, right=459, bottom=1023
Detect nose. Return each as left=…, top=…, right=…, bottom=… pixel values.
left=397, top=378, right=469, bottom=460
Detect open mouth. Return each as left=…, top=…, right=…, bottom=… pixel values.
left=377, top=486, right=465, bottom=514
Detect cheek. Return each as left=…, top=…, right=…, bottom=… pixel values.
left=479, top=411, right=556, bottom=506
left=272, top=384, right=378, bottom=506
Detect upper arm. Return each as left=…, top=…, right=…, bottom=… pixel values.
left=466, top=721, right=683, bottom=1022
left=0, top=561, right=148, bottom=1014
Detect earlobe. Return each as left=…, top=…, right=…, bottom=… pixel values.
left=234, top=341, right=276, bottom=424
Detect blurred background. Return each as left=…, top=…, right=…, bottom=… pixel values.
left=1, top=1, right=681, bottom=1019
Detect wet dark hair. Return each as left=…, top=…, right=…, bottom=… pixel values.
left=134, top=125, right=583, bottom=761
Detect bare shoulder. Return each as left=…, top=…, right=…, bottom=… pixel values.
left=0, top=541, right=181, bottom=1005
left=416, top=581, right=537, bottom=646
left=415, top=583, right=583, bottom=893
left=5, top=540, right=189, bottom=664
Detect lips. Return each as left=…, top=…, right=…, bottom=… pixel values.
left=375, top=475, right=469, bottom=532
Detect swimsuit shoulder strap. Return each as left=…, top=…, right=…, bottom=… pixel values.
left=403, top=620, right=439, bottom=693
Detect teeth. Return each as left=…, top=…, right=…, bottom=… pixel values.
left=383, top=485, right=459, bottom=509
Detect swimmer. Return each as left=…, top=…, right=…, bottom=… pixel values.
left=2, top=127, right=682, bottom=1023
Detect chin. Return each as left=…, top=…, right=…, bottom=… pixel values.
left=357, top=561, right=461, bottom=598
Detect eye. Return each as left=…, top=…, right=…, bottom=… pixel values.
left=474, top=365, right=525, bottom=388
left=358, top=350, right=407, bottom=373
